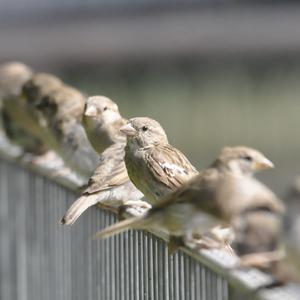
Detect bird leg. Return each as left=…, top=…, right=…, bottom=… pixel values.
left=188, top=231, right=235, bottom=255
left=184, top=231, right=219, bottom=250
left=209, top=226, right=235, bottom=254
left=210, top=225, right=235, bottom=244
left=117, top=200, right=151, bottom=220
left=194, top=236, right=223, bottom=249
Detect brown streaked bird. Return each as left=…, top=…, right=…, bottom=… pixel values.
left=282, top=177, right=300, bottom=252
left=232, top=206, right=300, bottom=284
left=0, top=62, right=33, bottom=100
left=20, top=72, right=64, bottom=145
left=0, top=62, right=48, bottom=155
left=60, top=142, right=148, bottom=225
left=32, top=83, right=99, bottom=178
left=94, top=146, right=283, bottom=253
left=0, top=62, right=30, bottom=144
left=82, top=96, right=126, bottom=154
left=61, top=108, right=151, bottom=225
left=22, top=72, right=63, bottom=121
left=232, top=206, right=284, bottom=268
left=120, top=117, right=199, bottom=204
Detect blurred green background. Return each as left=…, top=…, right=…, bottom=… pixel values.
left=60, top=58, right=300, bottom=196
left=1, top=1, right=300, bottom=196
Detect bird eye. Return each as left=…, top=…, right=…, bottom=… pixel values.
left=242, top=155, right=253, bottom=162
left=103, top=106, right=108, bottom=111
left=142, top=126, right=148, bottom=132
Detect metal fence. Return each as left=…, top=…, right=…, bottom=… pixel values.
left=0, top=157, right=299, bottom=300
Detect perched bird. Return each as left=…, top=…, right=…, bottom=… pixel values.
left=120, top=117, right=199, bottom=204
left=94, top=146, right=283, bottom=253
left=232, top=206, right=300, bottom=284
left=22, top=72, right=63, bottom=115
left=31, top=83, right=99, bottom=178
left=0, top=62, right=47, bottom=155
left=60, top=142, right=148, bottom=225
left=0, top=62, right=33, bottom=98
left=232, top=206, right=284, bottom=268
left=20, top=72, right=63, bottom=146
left=60, top=110, right=157, bottom=226
left=82, top=96, right=126, bottom=154
left=282, top=177, right=300, bottom=251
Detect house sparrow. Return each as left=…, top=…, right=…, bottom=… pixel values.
left=232, top=207, right=284, bottom=268
left=0, top=62, right=47, bottom=155
left=94, top=146, right=283, bottom=253
left=32, top=83, right=99, bottom=178
left=0, top=62, right=33, bottom=101
left=82, top=96, right=126, bottom=154
left=120, top=117, right=199, bottom=204
left=282, top=177, right=300, bottom=252
left=232, top=206, right=300, bottom=284
left=22, top=72, right=63, bottom=118
left=19, top=72, right=63, bottom=145
left=60, top=142, right=148, bottom=225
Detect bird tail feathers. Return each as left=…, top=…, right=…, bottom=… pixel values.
left=93, top=216, right=146, bottom=239
left=60, top=194, right=99, bottom=225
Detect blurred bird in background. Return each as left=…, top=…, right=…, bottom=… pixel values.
left=232, top=206, right=284, bottom=268
left=232, top=205, right=300, bottom=284
left=94, top=146, right=282, bottom=256
left=0, top=62, right=48, bottom=157
left=28, top=80, right=99, bottom=178
left=283, top=177, right=300, bottom=252
left=121, top=117, right=199, bottom=204
left=266, top=177, right=300, bottom=283
left=82, top=95, right=126, bottom=154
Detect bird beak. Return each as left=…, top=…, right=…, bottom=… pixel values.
left=255, top=158, right=274, bottom=170
left=84, top=105, right=98, bottom=117
left=120, top=123, right=136, bottom=136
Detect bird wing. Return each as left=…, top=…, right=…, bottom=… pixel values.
left=84, top=143, right=129, bottom=194
left=145, top=144, right=198, bottom=191
left=152, top=168, right=220, bottom=213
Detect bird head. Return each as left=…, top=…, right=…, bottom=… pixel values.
left=215, top=146, right=274, bottom=176
left=84, top=96, right=122, bottom=126
left=35, top=85, right=85, bottom=126
left=0, top=62, right=32, bottom=99
left=120, top=117, right=168, bottom=148
left=23, top=73, right=62, bottom=109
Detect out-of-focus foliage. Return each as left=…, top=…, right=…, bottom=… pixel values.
left=61, top=59, right=300, bottom=195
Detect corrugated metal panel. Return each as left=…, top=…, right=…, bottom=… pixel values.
left=0, top=158, right=299, bottom=300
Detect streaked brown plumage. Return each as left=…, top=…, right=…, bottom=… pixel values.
left=20, top=72, right=63, bottom=145
left=23, top=72, right=63, bottom=108
left=232, top=207, right=283, bottom=258
left=94, top=146, right=282, bottom=253
left=231, top=207, right=300, bottom=284
left=82, top=96, right=126, bottom=154
left=0, top=62, right=33, bottom=99
left=32, top=84, right=99, bottom=178
left=121, top=117, right=198, bottom=204
left=0, top=62, right=47, bottom=154
left=60, top=142, right=146, bottom=225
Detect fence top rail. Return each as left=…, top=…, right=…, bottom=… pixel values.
left=0, top=135, right=299, bottom=300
